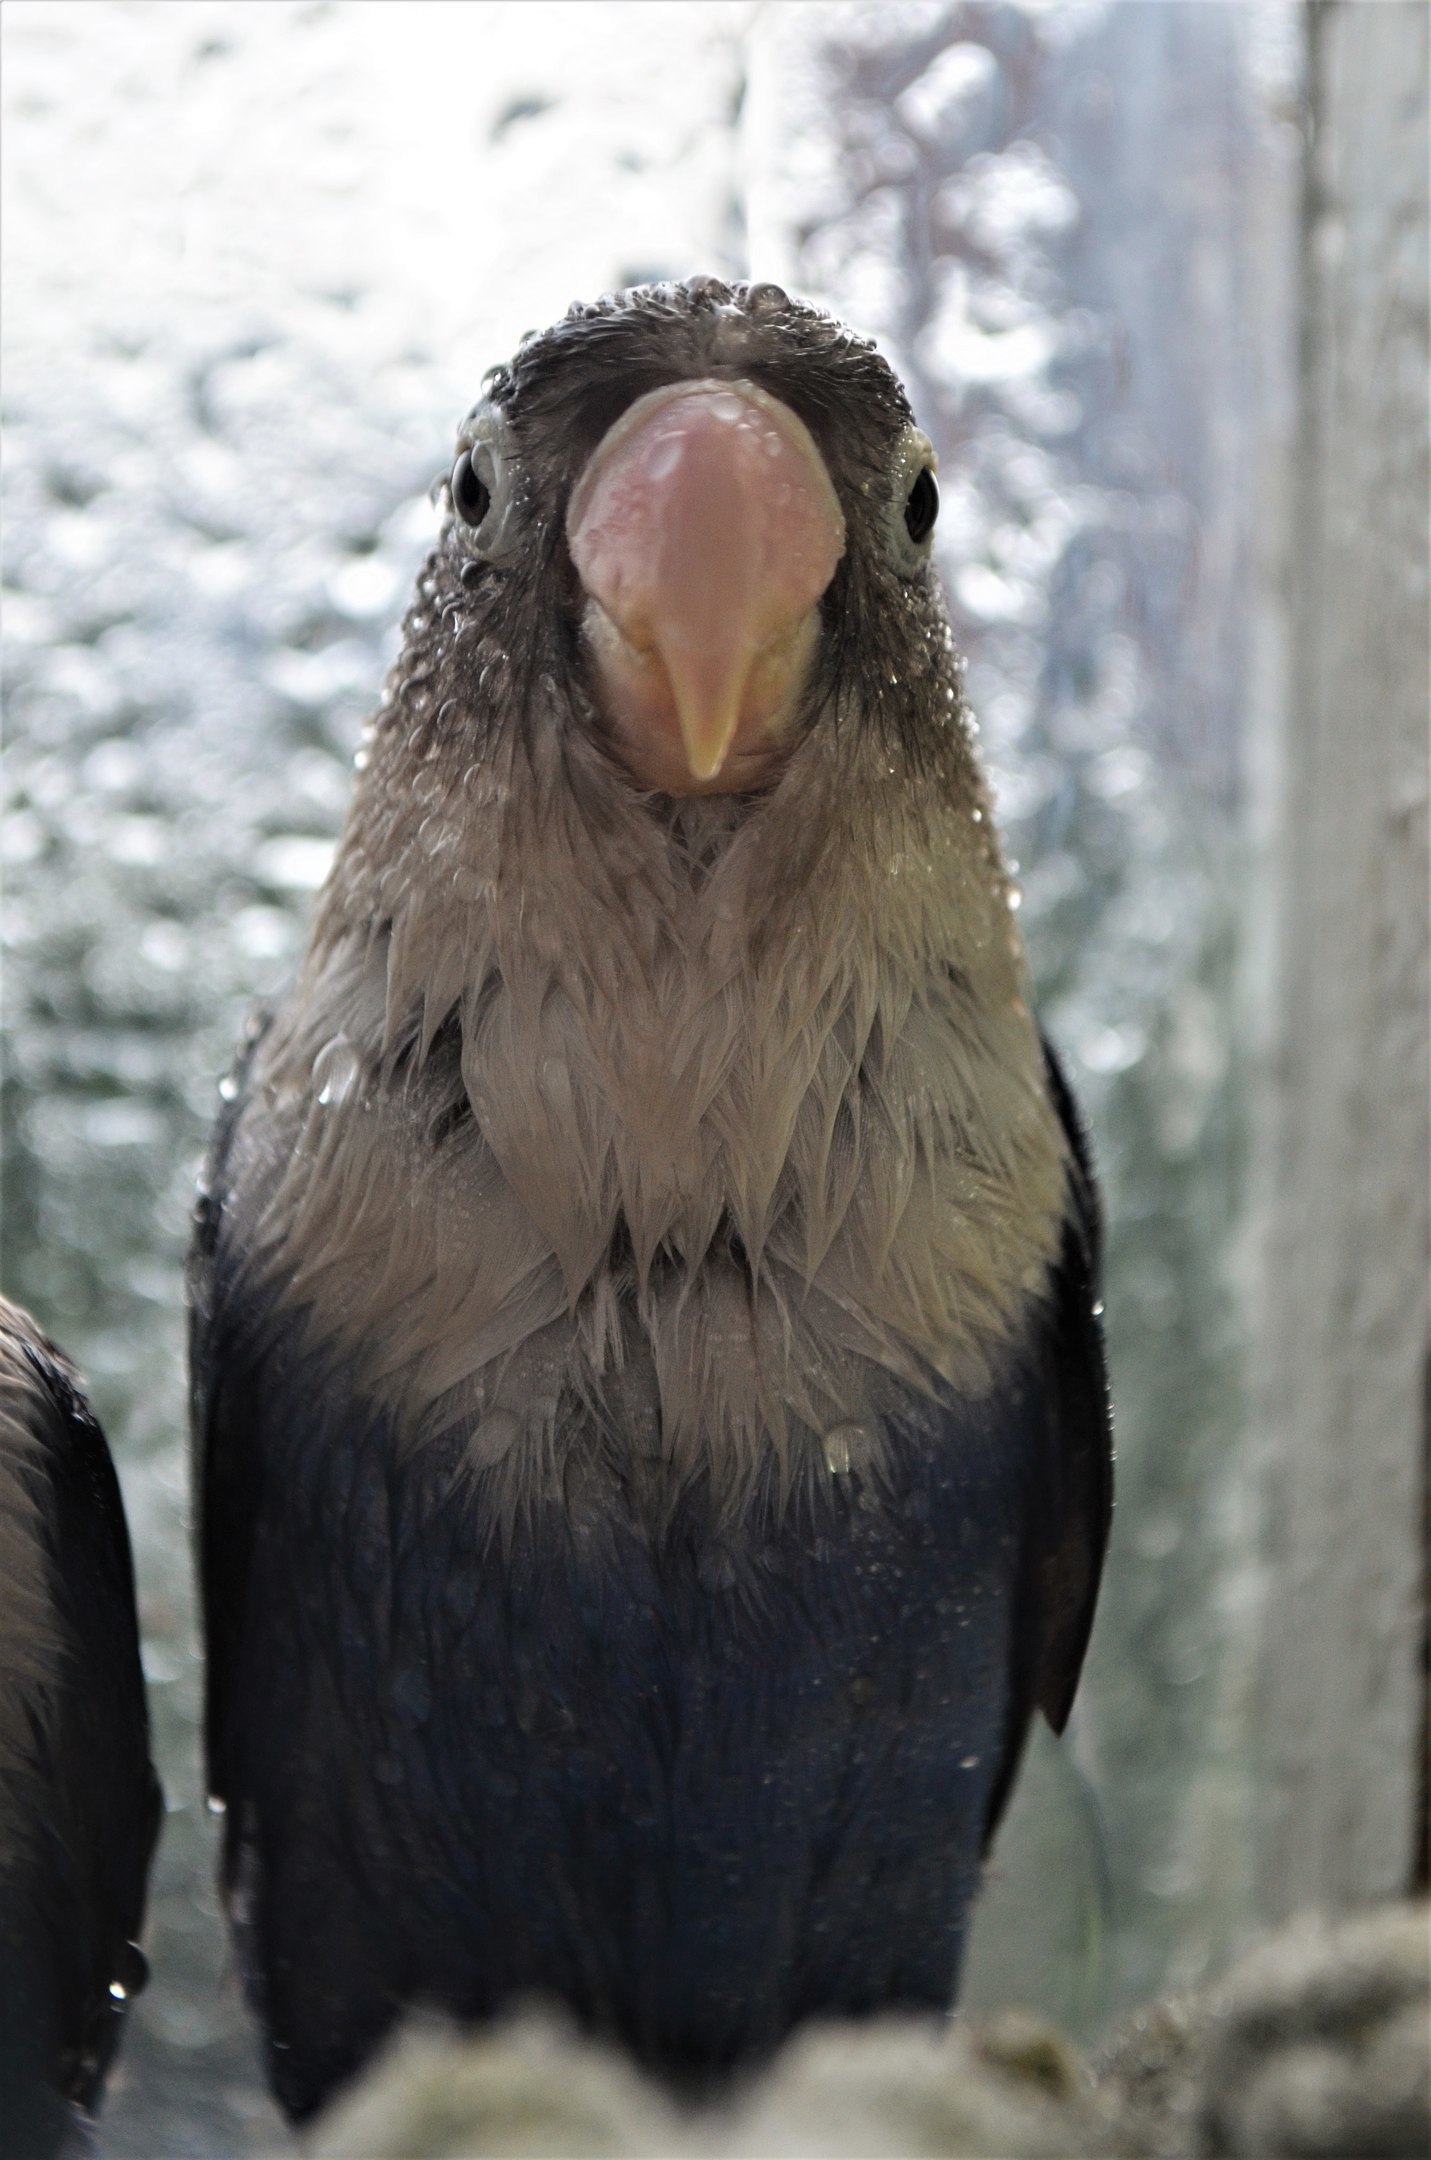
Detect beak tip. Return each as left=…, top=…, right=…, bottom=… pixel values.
left=678, top=706, right=741, bottom=786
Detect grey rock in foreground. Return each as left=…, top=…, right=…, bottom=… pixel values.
left=303, top=1903, right=1428, bottom=2158
left=1097, top=1903, right=1431, bottom=2158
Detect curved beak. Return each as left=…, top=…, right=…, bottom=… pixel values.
left=566, top=378, right=846, bottom=793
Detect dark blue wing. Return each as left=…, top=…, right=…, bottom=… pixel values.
left=1035, top=1029, right=1114, bottom=1733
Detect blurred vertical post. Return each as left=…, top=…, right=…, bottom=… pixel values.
left=1254, top=0, right=1430, bottom=1916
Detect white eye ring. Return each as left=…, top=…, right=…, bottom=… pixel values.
left=449, top=405, right=524, bottom=561
left=886, top=425, right=940, bottom=577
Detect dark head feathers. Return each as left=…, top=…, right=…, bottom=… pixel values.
left=484, top=277, right=914, bottom=480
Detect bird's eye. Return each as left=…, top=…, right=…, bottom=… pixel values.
left=904, top=467, right=939, bottom=545
left=885, top=425, right=940, bottom=577
left=451, top=451, right=492, bottom=530
left=447, top=406, right=523, bottom=561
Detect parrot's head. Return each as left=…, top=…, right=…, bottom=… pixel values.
left=431, top=276, right=948, bottom=799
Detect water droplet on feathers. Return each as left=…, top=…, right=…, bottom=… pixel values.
left=313, top=1035, right=360, bottom=1107
left=471, top=1409, right=521, bottom=1465
left=823, top=1421, right=873, bottom=1475
left=392, top=1665, right=433, bottom=1728
left=697, top=1546, right=737, bottom=1592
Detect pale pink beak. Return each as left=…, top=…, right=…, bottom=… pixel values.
left=567, top=379, right=847, bottom=793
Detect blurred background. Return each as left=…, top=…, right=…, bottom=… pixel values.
left=2, top=4, right=1425, bottom=2153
